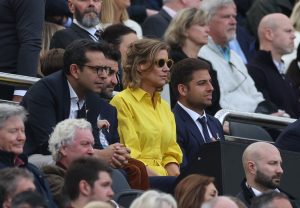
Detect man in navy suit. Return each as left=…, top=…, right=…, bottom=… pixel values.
left=142, top=0, right=200, bottom=39
left=50, top=0, right=103, bottom=49
left=276, top=119, right=300, bottom=152
left=170, top=58, right=225, bottom=172
left=21, top=39, right=129, bottom=168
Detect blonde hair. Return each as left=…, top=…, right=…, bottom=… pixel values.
left=291, top=1, right=300, bottom=31
left=164, top=8, right=208, bottom=48
left=101, top=0, right=129, bottom=24
left=123, top=38, right=169, bottom=88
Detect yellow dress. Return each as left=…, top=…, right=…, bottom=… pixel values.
left=110, top=88, right=182, bottom=176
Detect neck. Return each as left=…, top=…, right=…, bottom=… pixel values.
left=67, top=75, right=85, bottom=101
left=114, top=9, right=122, bottom=23
left=70, top=198, right=89, bottom=208
left=182, top=40, right=202, bottom=58
left=165, top=2, right=184, bottom=12
left=247, top=180, right=273, bottom=193
left=179, top=99, right=205, bottom=116
left=260, top=44, right=282, bottom=62
left=140, top=85, right=157, bottom=98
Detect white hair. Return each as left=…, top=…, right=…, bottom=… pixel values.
left=0, top=103, right=27, bottom=128
left=49, top=118, right=92, bottom=161
left=201, top=0, right=235, bottom=22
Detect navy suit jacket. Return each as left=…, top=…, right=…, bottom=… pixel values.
left=276, top=119, right=300, bottom=152
left=50, top=23, right=98, bottom=49
left=172, top=103, right=225, bottom=172
left=21, top=70, right=119, bottom=155
left=142, top=8, right=172, bottom=39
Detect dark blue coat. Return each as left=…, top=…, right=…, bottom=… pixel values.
left=276, top=119, right=300, bottom=152
left=172, top=103, right=225, bottom=172
left=21, top=70, right=119, bottom=155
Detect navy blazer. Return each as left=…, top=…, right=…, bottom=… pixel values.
left=21, top=70, right=119, bottom=155
left=276, top=119, right=300, bottom=152
left=172, top=103, right=225, bottom=172
left=142, top=8, right=172, bottom=39
left=50, top=23, right=99, bottom=49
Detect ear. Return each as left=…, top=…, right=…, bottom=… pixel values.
left=178, top=84, right=188, bottom=96
left=60, top=145, right=68, bottom=157
left=248, top=161, right=257, bottom=175
left=68, top=0, right=75, bottom=14
left=3, top=197, right=12, bottom=208
left=265, top=28, right=274, bottom=41
left=138, top=62, right=149, bottom=73
left=70, top=64, right=80, bottom=79
left=79, top=180, right=92, bottom=197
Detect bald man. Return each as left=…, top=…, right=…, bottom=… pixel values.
left=236, top=142, right=297, bottom=207
left=201, top=196, right=239, bottom=208
left=247, top=13, right=300, bottom=118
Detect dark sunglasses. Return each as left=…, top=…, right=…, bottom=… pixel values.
left=155, top=59, right=174, bottom=68
left=79, top=64, right=113, bottom=75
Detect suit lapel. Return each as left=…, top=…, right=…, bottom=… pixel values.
left=71, top=23, right=93, bottom=40
left=174, top=104, right=206, bottom=146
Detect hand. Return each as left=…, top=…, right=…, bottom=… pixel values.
left=109, top=143, right=131, bottom=168
left=12, top=95, right=23, bottom=103
left=97, top=119, right=110, bottom=130
left=165, top=163, right=180, bottom=176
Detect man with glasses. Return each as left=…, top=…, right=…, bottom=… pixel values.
left=21, top=39, right=130, bottom=169
left=198, top=0, right=272, bottom=114
left=50, top=0, right=103, bottom=49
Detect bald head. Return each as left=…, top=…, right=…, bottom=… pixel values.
left=257, top=13, right=295, bottom=59
left=242, top=142, right=283, bottom=192
left=242, top=142, right=281, bottom=169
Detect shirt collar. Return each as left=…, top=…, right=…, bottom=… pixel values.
left=273, top=59, right=285, bottom=74
left=162, top=6, right=177, bottom=18
left=67, top=81, right=85, bottom=109
left=177, top=101, right=206, bottom=122
left=73, top=19, right=99, bottom=40
left=129, top=87, right=161, bottom=103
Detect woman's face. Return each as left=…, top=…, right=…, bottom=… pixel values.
left=203, top=183, right=218, bottom=202
left=114, top=0, right=130, bottom=10
left=139, top=49, right=171, bottom=93
left=119, top=33, right=138, bottom=60
left=185, top=23, right=210, bottom=47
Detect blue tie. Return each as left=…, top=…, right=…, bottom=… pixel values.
left=198, top=117, right=212, bottom=143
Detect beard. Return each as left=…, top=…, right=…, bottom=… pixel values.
left=254, top=169, right=282, bottom=190
left=75, top=7, right=100, bottom=28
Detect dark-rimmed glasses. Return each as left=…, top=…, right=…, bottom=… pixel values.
left=79, top=64, right=113, bottom=75
left=155, top=59, right=174, bottom=68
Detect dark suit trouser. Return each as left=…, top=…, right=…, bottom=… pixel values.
left=0, top=84, right=14, bottom=100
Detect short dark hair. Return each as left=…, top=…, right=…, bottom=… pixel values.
left=102, top=24, right=136, bottom=50
left=170, top=58, right=211, bottom=98
left=250, top=191, right=291, bottom=208
left=11, top=190, right=47, bottom=208
left=64, top=157, right=112, bottom=200
left=63, top=39, right=121, bottom=74
left=41, top=48, right=65, bottom=76
left=0, top=168, right=34, bottom=197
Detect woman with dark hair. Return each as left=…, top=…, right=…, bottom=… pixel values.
left=174, top=174, right=218, bottom=208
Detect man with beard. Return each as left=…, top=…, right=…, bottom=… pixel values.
left=50, top=0, right=103, bottom=49
left=171, top=58, right=225, bottom=173
left=198, top=0, right=277, bottom=115
left=247, top=13, right=300, bottom=119
left=236, top=142, right=297, bottom=207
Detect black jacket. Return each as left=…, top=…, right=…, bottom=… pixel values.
left=0, top=150, right=57, bottom=208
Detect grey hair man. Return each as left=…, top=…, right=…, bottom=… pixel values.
left=50, top=0, right=103, bottom=49
left=250, top=192, right=293, bottom=208
left=0, top=167, right=35, bottom=208
left=198, top=0, right=272, bottom=114
left=236, top=142, right=297, bottom=207
left=43, top=118, right=95, bottom=207
left=0, top=103, right=56, bottom=208
left=201, top=196, right=239, bottom=208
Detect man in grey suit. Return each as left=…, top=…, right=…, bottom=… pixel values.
left=50, top=0, right=103, bottom=49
